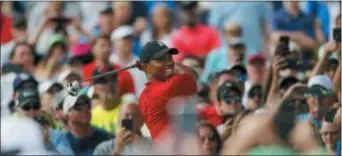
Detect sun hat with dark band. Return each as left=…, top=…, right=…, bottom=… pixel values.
left=139, top=41, right=178, bottom=63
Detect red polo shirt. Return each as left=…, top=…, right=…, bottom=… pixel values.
left=198, top=105, right=223, bottom=127
left=1, top=14, right=13, bottom=44
left=171, top=24, right=221, bottom=62
left=139, top=74, right=197, bottom=141
left=82, top=61, right=135, bottom=96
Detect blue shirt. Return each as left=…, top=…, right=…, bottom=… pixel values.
left=200, top=46, right=231, bottom=83
left=337, top=140, right=341, bottom=156
left=49, top=127, right=112, bottom=155
left=272, top=8, right=316, bottom=40
left=208, top=2, right=272, bottom=56
left=302, top=1, right=330, bottom=41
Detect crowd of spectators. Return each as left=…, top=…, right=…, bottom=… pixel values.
left=1, top=1, right=341, bottom=155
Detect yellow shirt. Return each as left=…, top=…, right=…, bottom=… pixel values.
left=91, top=104, right=121, bottom=136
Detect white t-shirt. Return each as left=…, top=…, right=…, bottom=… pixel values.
left=110, top=54, right=148, bottom=97
left=0, top=40, right=16, bottom=68
left=140, top=29, right=175, bottom=47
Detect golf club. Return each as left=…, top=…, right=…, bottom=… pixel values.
left=67, top=63, right=140, bottom=96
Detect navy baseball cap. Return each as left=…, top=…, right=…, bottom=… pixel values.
left=227, top=64, right=247, bottom=81
left=13, top=73, right=38, bottom=92
left=139, top=41, right=178, bottom=63
left=16, top=88, right=40, bottom=107
left=216, top=81, right=242, bottom=101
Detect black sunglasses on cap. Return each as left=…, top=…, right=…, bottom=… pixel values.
left=223, top=96, right=241, bottom=104
left=20, top=104, right=40, bottom=111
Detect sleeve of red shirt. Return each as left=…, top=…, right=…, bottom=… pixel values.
left=1, top=15, right=14, bottom=44
left=161, top=74, right=197, bottom=98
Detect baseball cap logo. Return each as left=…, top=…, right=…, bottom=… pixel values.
left=156, top=41, right=165, bottom=47
left=23, top=91, right=35, bottom=97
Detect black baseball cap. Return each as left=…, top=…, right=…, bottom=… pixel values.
left=216, top=81, right=242, bottom=101
left=279, top=76, right=299, bottom=90
left=139, top=41, right=178, bottom=63
left=16, top=88, right=40, bottom=107
left=227, top=64, right=247, bottom=81
left=92, top=66, right=118, bottom=84
left=248, top=85, right=263, bottom=98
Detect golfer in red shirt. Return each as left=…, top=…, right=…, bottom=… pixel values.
left=138, top=41, right=197, bottom=141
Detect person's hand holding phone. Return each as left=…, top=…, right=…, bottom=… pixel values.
left=323, top=41, right=340, bottom=57
left=113, top=128, right=134, bottom=154
left=272, top=56, right=288, bottom=75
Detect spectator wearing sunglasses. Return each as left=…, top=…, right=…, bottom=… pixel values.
left=14, top=88, right=41, bottom=118
left=197, top=121, right=222, bottom=155
left=50, top=94, right=112, bottom=155
left=246, top=85, right=263, bottom=110
left=5, top=73, right=39, bottom=114
left=216, top=81, right=243, bottom=116
left=298, top=75, right=335, bottom=129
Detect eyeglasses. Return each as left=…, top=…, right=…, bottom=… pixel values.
left=21, top=104, right=40, bottom=111
left=200, top=135, right=216, bottom=142
left=223, top=96, right=241, bottom=104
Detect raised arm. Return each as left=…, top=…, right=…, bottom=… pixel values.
left=311, top=41, right=340, bottom=77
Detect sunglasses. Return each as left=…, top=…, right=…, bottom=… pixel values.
left=223, top=96, right=241, bottom=104
left=200, top=135, right=216, bottom=142
left=249, top=92, right=263, bottom=99
left=21, top=104, right=40, bottom=111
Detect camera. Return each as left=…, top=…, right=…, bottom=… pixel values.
left=49, top=17, right=72, bottom=33
left=275, top=36, right=290, bottom=57
left=333, top=28, right=341, bottom=42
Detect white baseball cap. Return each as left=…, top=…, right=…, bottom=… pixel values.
left=289, top=40, right=301, bottom=53
left=111, top=26, right=134, bottom=40
left=53, top=90, right=67, bottom=110
left=308, top=75, right=333, bottom=90
left=57, top=69, right=83, bottom=83
left=63, top=94, right=90, bottom=114
left=38, top=80, right=63, bottom=94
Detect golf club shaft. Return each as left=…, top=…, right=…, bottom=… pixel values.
left=79, top=64, right=138, bottom=83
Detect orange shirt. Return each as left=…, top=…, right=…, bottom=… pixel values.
left=1, top=14, right=13, bottom=44
left=171, top=24, right=221, bottom=62
left=139, top=74, right=197, bottom=141
left=82, top=61, right=135, bottom=96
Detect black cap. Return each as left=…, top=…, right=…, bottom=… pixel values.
left=228, top=64, right=247, bottom=81
left=279, top=76, right=299, bottom=90
left=216, top=81, right=242, bottom=101
left=13, top=73, right=38, bottom=92
left=92, top=66, right=118, bottom=84
left=16, top=88, right=40, bottom=107
left=180, top=1, right=198, bottom=10
left=248, top=85, right=263, bottom=98
left=139, top=41, right=178, bottom=63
